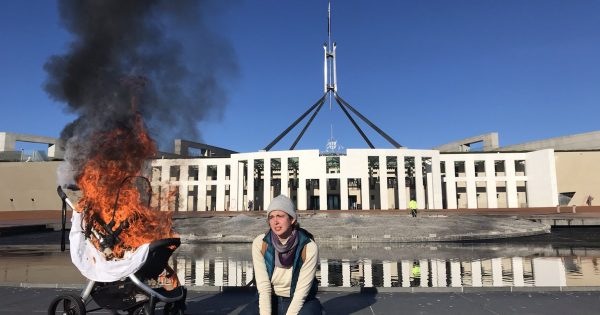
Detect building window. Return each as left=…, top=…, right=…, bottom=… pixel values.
left=515, top=160, right=526, bottom=176
left=169, top=166, right=180, bottom=181
left=348, top=178, right=361, bottom=188
left=558, top=192, right=575, bottom=206
left=454, top=161, right=465, bottom=177
left=206, top=165, right=217, bottom=180
left=326, top=156, right=340, bottom=174
left=475, top=160, right=485, bottom=177
left=494, top=160, right=505, bottom=176
left=188, top=166, right=199, bottom=181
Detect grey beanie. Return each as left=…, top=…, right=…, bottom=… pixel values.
left=267, top=195, right=297, bottom=221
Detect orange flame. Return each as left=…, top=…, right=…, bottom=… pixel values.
left=77, top=113, right=176, bottom=259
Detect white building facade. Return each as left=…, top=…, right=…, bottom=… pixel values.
left=149, top=148, right=558, bottom=212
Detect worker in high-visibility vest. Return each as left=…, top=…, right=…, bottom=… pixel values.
left=410, top=261, right=421, bottom=286
left=408, top=199, right=418, bottom=217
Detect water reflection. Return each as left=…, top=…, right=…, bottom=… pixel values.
left=173, top=255, right=600, bottom=288
left=172, top=243, right=600, bottom=288
left=2, top=243, right=600, bottom=288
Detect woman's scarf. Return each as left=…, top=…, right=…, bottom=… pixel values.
left=270, top=228, right=299, bottom=268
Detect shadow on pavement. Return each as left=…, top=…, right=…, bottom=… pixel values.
left=321, top=287, right=377, bottom=315
left=186, top=287, right=255, bottom=315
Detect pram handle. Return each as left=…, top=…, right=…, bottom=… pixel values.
left=57, top=186, right=79, bottom=252
left=57, top=186, right=68, bottom=252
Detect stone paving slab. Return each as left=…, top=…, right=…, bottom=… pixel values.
left=2, top=285, right=600, bottom=315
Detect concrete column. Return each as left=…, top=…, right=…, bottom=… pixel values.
left=237, top=260, right=243, bottom=286
left=319, top=177, right=327, bottom=210
left=214, top=260, right=224, bottom=286
left=236, top=161, right=245, bottom=211
left=176, top=257, right=187, bottom=288
left=450, top=261, right=461, bottom=287
left=415, top=156, right=425, bottom=209
left=512, top=257, right=524, bottom=287
left=247, top=159, right=254, bottom=211
left=397, top=155, right=407, bottom=209
left=216, top=163, right=226, bottom=211
left=505, top=159, right=518, bottom=208
left=198, top=164, right=207, bottom=211
left=401, top=260, right=410, bottom=287
left=486, top=158, right=498, bottom=208
left=379, top=156, right=389, bottom=210
left=195, top=258, right=205, bottom=286
left=229, top=161, right=239, bottom=211
left=364, top=260, right=373, bottom=287
left=426, top=171, right=434, bottom=210
left=434, top=259, right=447, bottom=287
left=465, top=159, right=477, bottom=208
left=420, top=259, right=429, bottom=287
left=342, top=260, right=351, bottom=287
left=445, top=159, right=458, bottom=209
left=383, top=261, right=392, bottom=287
left=361, top=175, right=370, bottom=210
left=178, top=163, right=189, bottom=212
left=0, top=132, right=16, bottom=151
left=228, top=260, right=238, bottom=285
left=298, top=176, right=307, bottom=210
left=320, top=259, right=329, bottom=287
left=431, top=154, right=443, bottom=209
left=263, top=158, right=271, bottom=211
left=341, top=177, right=349, bottom=210
left=48, top=143, right=65, bottom=159
left=471, top=260, right=482, bottom=287
left=492, top=258, right=503, bottom=286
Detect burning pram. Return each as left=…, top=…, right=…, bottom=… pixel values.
left=49, top=178, right=186, bottom=315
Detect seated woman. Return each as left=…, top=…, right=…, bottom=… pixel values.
left=241, top=195, right=323, bottom=315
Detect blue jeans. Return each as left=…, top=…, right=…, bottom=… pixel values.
left=240, top=294, right=323, bottom=315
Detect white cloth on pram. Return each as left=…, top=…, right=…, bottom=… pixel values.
left=70, top=211, right=150, bottom=282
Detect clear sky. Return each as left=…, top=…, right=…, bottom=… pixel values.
left=1, top=0, right=600, bottom=153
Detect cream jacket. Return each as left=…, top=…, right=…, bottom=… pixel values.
left=251, top=233, right=318, bottom=315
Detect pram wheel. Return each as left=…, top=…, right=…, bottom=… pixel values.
left=48, top=294, right=86, bottom=315
left=130, top=303, right=152, bottom=315
left=163, top=302, right=185, bottom=315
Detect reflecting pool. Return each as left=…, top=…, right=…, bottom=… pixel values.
left=172, top=244, right=600, bottom=288
left=2, top=228, right=600, bottom=289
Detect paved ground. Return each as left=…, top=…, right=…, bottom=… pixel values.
left=2, top=286, right=600, bottom=314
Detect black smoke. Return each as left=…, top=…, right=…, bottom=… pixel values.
left=44, top=0, right=238, bottom=185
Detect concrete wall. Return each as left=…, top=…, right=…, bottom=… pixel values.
left=555, top=151, right=600, bottom=206
left=0, top=161, right=61, bottom=211
left=526, top=149, right=559, bottom=207
left=500, top=130, right=600, bottom=151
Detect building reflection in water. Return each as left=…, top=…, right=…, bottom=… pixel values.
left=2, top=246, right=600, bottom=288
left=172, top=254, right=600, bottom=288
